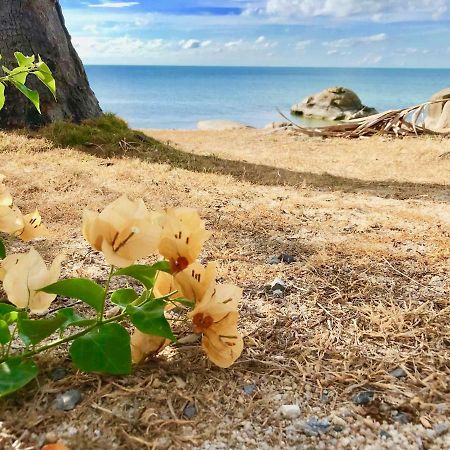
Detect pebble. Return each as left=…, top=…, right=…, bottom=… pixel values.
left=380, top=430, right=392, bottom=440
left=302, top=417, right=331, bottom=436
left=432, top=422, right=449, bottom=437
left=392, top=411, right=410, bottom=424
left=267, top=256, right=281, bottom=265
left=183, top=404, right=198, bottom=419
left=272, top=289, right=284, bottom=298
left=267, top=254, right=296, bottom=265
left=271, top=278, right=286, bottom=292
left=279, top=404, right=301, bottom=419
left=50, top=368, right=68, bottom=381
left=352, top=390, right=374, bottom=406
left=243, top=384, right=257, bottom=395
left=54, top=389, right=82, bottom=411
left=389, top=367, right=407, bottom=379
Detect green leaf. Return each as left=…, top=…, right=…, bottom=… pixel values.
left=8, top=66, right=28, bottom=84
left=40, top=278, right=105, bottom=313
left=113, top=261, right=171, bottom=289
left=0, top=83, right=5, bottom=111
left=14, top=52, right=35, bottom=67
left=0, top=358, right=39, bottom=397
left=127, top=299, right=175, bottom=341
left=172, top=298, right=195, bottom=309
left=11, top=80, right=40, bottom=112
left=111, top=288, right=138, bottom=309
left=0, top=320, right=11, bottom=345
left=34, top=62, right=56, bottom=98
left=18, top=314, right=67, bottom=346
left=0, top=304, right=16, bottom=316
left=56, top=307, right=93, bottom=330
left=69, top=323, right=131, bottom=375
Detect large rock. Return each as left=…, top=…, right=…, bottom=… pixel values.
left=291, top=86, right=377, bottom=121
left=425, top=88, right=450, bottom=133
left=197, top=119, right=253, bottom=131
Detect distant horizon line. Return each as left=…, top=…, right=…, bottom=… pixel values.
left=83, top=64, right=450, bottom=70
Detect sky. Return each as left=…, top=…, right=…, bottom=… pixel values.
left=60, top=0, right=450, bottom=67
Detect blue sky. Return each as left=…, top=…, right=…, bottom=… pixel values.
left=60, top=0, right=450, bottom=67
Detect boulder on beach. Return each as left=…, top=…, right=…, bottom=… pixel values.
left=291, top=86, right=377, bottom=121
left=425, top=88, right=450, bottom=133
left=197, top=119, right=253, bottom=131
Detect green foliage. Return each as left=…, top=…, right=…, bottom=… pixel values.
left=0, top=239, right=5, bottom=259
left=110, top=288, right=139, bottom=308
left=0, top=52, right=56, bottom=113
left=0, top=358, right=39, bottom=398
left=41, top=278, right=105, bottom=313
left=69, top=323, right=132, bottom=375
left=127, top=299, right=176, bottom=341
left=113, top=261, right=171, bottom=289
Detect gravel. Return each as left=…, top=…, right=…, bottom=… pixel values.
left=53, top=390, right=82, bottom=411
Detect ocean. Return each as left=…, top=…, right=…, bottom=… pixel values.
left=85, top=66, right=450, bottom=130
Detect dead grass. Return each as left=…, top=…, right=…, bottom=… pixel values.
left=0, top=130, right=450, bottom=449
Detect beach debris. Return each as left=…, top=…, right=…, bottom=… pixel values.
left=425, top=88, right=450, bottom=132
left=352, top=389, right=375, bottom=405
left=54, top=389, right=82, bottom=411
left=279, top=404, right=301, bottom=419
left=197, top=119, right=253, bottom=131
left=280, top=99, right=450, bottom=138
left=291, top=86, right=377, bottom=121
left=183, top=404, right=198, bottom=418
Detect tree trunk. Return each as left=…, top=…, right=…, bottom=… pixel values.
left=0, top=0, right=102, bottom=128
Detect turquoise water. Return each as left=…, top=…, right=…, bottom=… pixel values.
left=85, top=66, right=450, bottom=129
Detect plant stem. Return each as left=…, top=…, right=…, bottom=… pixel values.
left=99, top=266, right=114, bottom=322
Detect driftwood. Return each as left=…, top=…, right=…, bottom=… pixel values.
left=279, top=99, right=450, bottom=138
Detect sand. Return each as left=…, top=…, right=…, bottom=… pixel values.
left=0, top=129, right=449, bottom=450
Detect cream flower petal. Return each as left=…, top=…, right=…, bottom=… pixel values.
left=0, top=205, right=24, bottom=234
left=175, top=262, right=217, bottom=303
left=2, top=254, right=33, bottom=309
left=16, top=209, right=49, bottom=241
left=130, top=328, right=170, bottom=364
left=0, top=176, right=13, bottom=206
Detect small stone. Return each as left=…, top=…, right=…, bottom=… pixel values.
left=183, top=404, right=197, bottom=419
left=392, top=411, right=410, bottom=424
left=433, top=422, right=450, bottom=437
left=280, top=254, right=296, bottom=264
left=267, top=256, right=280, bottom=265
left=302, top=417, right=330, bottom=436
left=54, top=389, right=82, bottom=411
left=271, top=278, right=286, bottom=292
left=243, top=384, right=256, bottom=395
left=279, top=404, right=301, bottom=419
left=389, top=367, right=407, bottom=379
left=50, top=368, right=68, bottom=381
left=272, top=289, right=284, bottom=298
left=44, top=432, right=58, bottom=443
left=380, top=430, right=392, bottom=440
left=352, top=390, right=374, bottom=405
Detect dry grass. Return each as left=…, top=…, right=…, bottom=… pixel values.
left=0, top=130, right=450, bottom=449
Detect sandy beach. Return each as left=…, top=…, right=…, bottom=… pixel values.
left=1, top=128, right=450, bottom=449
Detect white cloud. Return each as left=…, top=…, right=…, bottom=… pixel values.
left=324, top=33, right=387, bottom=48
left=296, top=40, right=313, bottom=50
left=224, top=40, right=244, bottom=49
left=252, top=0, right=449, bottom=22
left=88, top=2, right=139, bottom=8
left=255, top=36, right=266, bottom=44
left=179, top=39, right=212, bottom=49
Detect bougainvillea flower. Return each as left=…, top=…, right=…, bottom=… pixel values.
left=158, top=208, right=210, bottom=273
left=15, top=209, right=49, bottom=241
left=130, top=328, right=170, bottom=364
left=0, top=174, right=13, bottom=207
left=189, top=283, right=243, bottom=368
left=0, top=247, right=64, bottom=313
left=0, top=205, right=23, bottom=234
left=175, top=262, right=217, bottom=304
left=82, top=195, right=161, bottom=268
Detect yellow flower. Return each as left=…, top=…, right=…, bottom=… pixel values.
left=0, top=247, right=64, bottom=313
left=130, top=328, right=170, bottom=364
left=0, top=205, right=23, bottom=234
left=15, top=209, right=49, bottom=241
left=175, top=262, right=217, bottom=303
left=0, top=174, right=13, bottom=207
left=158, top=208, right=210, bottom=273
left=189, top=283, right=243, bottom=368
left=82, top=195, right=161, bottom=268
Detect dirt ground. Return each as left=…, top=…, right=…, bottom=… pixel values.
left=1, top=129, right=450, bottom=450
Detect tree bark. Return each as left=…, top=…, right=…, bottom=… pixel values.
left=0, top=0, right=102, bottom=128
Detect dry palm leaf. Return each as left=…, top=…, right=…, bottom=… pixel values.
left=279, top=99, right=450, bottom=138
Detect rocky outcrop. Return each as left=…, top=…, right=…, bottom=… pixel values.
left=425, top=88, right=450, bottom=133
left=291, top=86, right=377, bottom=121
left=197, top=119, right=253, bottom=131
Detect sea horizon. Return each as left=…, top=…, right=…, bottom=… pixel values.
left=85, top=65, right=450, bottom=130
